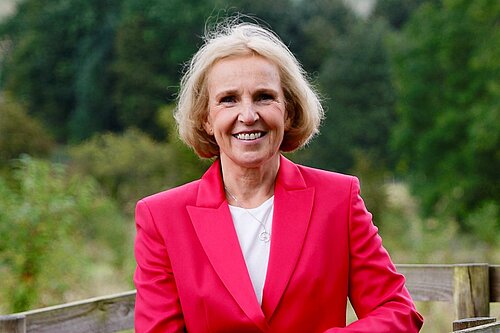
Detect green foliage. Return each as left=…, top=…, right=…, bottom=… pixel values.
left=69, top=129, right=171, bottom=213
left=465, top=201, right=500, bottom=245
left=371, top=0, right=428, bottom=29
left=69, top=126, right=209, bottom=214
left=290, top=0, right=357, bottom=74
left=157, top=104, right=211, bottom=182
left=112, top=0, right=220, bottom=139
left=229, top=0, right=357, bottom=75
left=0, top=95, right=54, bottom=165
left=390, top=0, right=500, bottom=226
left=379, top=183, right=500, bottom=265
left=0, top=0, right=121, bottom=141
left=68, top=0, right=121, bottom=142
left=350, top=151, right=389, bottom=226
left=300, top=18, right=395, bottom=172
left=0, top=156, right=129, bottom=312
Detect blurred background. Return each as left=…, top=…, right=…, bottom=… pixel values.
left=0, top=0, right=498, bottom=331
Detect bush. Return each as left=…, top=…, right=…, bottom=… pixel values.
left=69, top=129, right=176, bottom=214
left=0, top=156, right=129, bottom=312
left=465, top=201, right=500, bottom=245
left=0, top=95, right=54, bottom=165
left=69, top=115, right=210, bottom=214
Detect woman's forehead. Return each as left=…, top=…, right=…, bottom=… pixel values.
left=207, top=55, right=282, bottom=92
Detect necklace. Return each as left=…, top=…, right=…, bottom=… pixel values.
left=225, top=187, right=272, bottom=243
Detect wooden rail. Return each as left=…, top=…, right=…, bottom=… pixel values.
left=397, top=264, right=500, bottom=319
left=0, top=291, right=135, bottom=333
left=452, top=317, right=500, bottom=332
left=0, top=264, right=499, bottom=333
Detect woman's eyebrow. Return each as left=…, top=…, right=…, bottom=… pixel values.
left=214, top=89, right=239, bottom=99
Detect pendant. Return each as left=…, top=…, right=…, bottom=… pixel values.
left=259, top=231, right=271, bottom=243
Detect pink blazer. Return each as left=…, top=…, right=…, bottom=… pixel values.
left=134, top=155, right=423, bottom=332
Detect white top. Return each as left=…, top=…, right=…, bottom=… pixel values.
left=228, top=196, right=274, bottom=304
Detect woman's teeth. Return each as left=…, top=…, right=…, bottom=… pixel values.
left=235, top=132, right=262, bottom=140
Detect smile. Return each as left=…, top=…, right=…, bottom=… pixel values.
left=234, top=132, right=264, bottom=141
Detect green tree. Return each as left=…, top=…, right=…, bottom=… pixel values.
left=0, top=95, right=54, bottom=166
left=290, top=0, right=357, bottom=74
left=68, top=0, right=121, bottom=141
left=371, top=0, right=429, bottom=29
left=300, top=19, right=396, bottom=173
left=0, top=156, right=129, bottom=312
left=0, top=0, right=121, bottom=142
left=157, top=104, right=211, bottom=182
left=390, top=0, right=500, bottom=226
left=69, top=125, right=209, bottom=214
left=112, top=0, right=221, bottom=139
left=227, top=0, right=357, bottom=74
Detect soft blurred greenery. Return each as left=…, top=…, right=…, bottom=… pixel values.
left=0, top=95, right=54, bottom=166
left=390, top=0, right=500, bottom=228
left=0, top=156, right=130, bottom=312
left=0, top=0, right=498, bottom=331
left=68, top=105, right=210, bottom=215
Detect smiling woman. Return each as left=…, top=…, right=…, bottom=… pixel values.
left=133, top=20, right=424, bottom=333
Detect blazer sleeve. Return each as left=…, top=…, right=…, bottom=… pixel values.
left=325, top=177, right=423, bottom=333
left=134, top=199, right=186, bottom=333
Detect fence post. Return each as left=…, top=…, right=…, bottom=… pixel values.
left=454, top=264, right=490, bottom=319
left=0, top=314, right=26, bottom=333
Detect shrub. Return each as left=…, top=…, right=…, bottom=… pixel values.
left=69, top=121, right=209, bottom=214
left=68, top=129, right=176, bottom=214
left=0, top=95, right=54, bottom=165
left=0, top=156, right=129, bottom=312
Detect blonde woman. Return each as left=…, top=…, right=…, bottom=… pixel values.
left=134, top=21, right=423, bottom=333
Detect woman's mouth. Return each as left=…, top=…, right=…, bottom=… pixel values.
left=233, top=132, right=265, bottom=141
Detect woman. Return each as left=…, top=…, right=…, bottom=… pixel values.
left=134, top=21, right=423, bottom=332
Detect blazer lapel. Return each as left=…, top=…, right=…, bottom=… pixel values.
left=187, top=160, right=269, bottom=331
left=261, top=156, right=315, bottom=320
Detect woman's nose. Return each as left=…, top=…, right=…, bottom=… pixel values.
left=238, top=103, right=259, bottom=124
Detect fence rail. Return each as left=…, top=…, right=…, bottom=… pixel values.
left=0, top=291, right=135, bottom=333
left=452, top=317, right=500, bottom=332
left=398, top=264, right=500, bottom=319
left=0, top=264, right=499, bottom=333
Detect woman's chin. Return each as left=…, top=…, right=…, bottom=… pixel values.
left=222, top=151, right=280, bottom=170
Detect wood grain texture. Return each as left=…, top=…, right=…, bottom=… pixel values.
left=489, top=265, right=500, bottom=302
left=454, top=264, right=490, bottom=319
left=17, top=291, right=135, bottom=333
left=452, top=321, right=500, bottom=333
left=0, top=315, right=26, bottom=333
left=453, top=317, right=497, bottom=330
left=396, top=264, right=454, bottom=302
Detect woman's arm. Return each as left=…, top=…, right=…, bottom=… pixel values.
left=326, top=177, right=423, bottom=332
left=134, top=199, right=186, bottom=333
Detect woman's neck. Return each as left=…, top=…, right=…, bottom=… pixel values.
left=220, top=155, right=279, bottom=209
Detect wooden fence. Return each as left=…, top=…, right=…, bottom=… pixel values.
left=0, top=263, right=499, bottom=333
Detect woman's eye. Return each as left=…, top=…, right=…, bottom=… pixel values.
left=220, top=96, right=236, bottom=103
left=257, top=93, right=274, bottom=101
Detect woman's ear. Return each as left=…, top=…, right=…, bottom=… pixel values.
left=285, top=116, right=292, bottom=130
left=203, top=119, right=213, bottom=135
left=284, top=107, right=293, bottom=131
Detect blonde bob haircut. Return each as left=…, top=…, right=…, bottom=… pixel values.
left=175, top=20, right=324, bottom=158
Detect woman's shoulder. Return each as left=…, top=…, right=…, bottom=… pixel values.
left=138, top=179, right=201, bottom=209
left=293, top=163, right=361, bottom=204
left=296, top=163, right=357, bottom=187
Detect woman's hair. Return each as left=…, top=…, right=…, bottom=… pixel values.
left=175, top=19, right=324, bottom=158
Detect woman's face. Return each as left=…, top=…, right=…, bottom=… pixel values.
left=204, top=54, right=287, bottom=170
